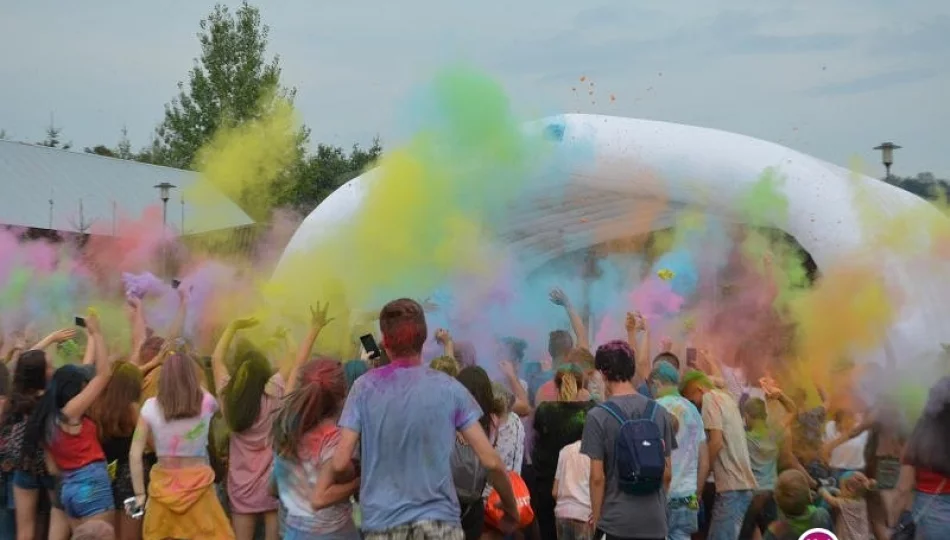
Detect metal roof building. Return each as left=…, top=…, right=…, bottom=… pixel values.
left=0, top=140, right=254, bottom=236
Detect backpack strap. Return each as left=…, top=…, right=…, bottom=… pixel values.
left=645, top=400, right=657, bottom=421
left=597, top=401, right=629, bottom=425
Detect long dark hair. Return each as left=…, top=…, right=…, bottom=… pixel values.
left=24, top=365, right=88, bottom=453
left=8, top=350, right=49, bottom=421
left=91, top=362, right=142, bottom=439
left=903, top=376, right=950, bottom=476
left=223, top=347, right=273, bottom=433
left=272, top=359, right=345, bottom=459
left=456, top=366, right=494, bottom=435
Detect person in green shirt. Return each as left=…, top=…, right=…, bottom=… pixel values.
left=764, top=470, right=834, bottom=540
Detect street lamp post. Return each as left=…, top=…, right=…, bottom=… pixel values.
left=154, top=182, right=176, bottom=276
left=873, top=142, right=901, bottom=179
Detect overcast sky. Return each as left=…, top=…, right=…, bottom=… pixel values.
left=2, top=1, right=947, bottom=178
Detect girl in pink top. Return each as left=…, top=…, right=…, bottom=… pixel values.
left=212, top=317, right=292, bottom=540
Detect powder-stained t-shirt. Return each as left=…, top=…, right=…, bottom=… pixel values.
left=580, top=393, right=676, bottom=539
left=339, top=363, right=482, bottom=532
left=745, top=426, right=783, bottom=491
left=702, top=389, right=757, bottom=492
left=656, top=394, right=706, bottom=498
left=532, top=400, right=595, bottom=481
left=140, top=391, right=217, bottom=457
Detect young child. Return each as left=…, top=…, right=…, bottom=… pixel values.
left=553, top=440, right=592, bottom=540
left=764, top=470, right=834, bottom=540
left=818, top=471, right=873, bottom=540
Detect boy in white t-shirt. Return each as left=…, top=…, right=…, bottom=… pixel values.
left=553, top=440, right=592, bottom=540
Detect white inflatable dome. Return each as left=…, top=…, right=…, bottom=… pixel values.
left=278, top=114, right=950, bottom=365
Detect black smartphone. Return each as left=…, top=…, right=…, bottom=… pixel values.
left=686, top=347, right=697, bottom=366
left=359, top=334, right=381, bottom=359
left=171, top=279, right=181, bottom=289
left=74, top=316, right=86, bottom=328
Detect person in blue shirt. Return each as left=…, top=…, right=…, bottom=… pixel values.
left=316, top=298, right=519, bottom=540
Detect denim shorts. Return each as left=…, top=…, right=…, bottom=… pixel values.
left=59, top=461, right=115, bottom=519
left=283, top=521, right=361, bottom=540
left=913, top=491, right=950, bottom=540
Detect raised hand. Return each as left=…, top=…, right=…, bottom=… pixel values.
left=52, top=327, right=78, bottom=343
left=84, top=312, right=101, bottom=335
left=660, top=336, right=673, bottom=353
left=498, top=359, right=517, bottom=379
left=549, top=287, right=569, bottom=307
left=231, top=317, right=260, bottom=331
left=434, top=328, right=452, bottom=345
left=309, top=301, right=334, bottom=329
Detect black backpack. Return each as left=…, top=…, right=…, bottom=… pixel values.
left=598, top=400, right=665, bottom=495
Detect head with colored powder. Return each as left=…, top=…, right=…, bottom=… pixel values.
left=344, top=360, right=369, bottom=391
left=10, top=350, right=48, bottom=417
left=430, top=355, right=460, bottom=378
left=457, top=366, right=494, bottom=434
left=158, top=352, right=203, bottom=420
left=594, top=340, right=635, bottom=384
left=554, top=364, right=585, bottom=402
left=139, top=334, right=165, bottom=365
left=273, top=359, right=346, bottom=459
left=91, top=361, right=142, bottom=439
left=653, top=352, right=681, bottom=372
left=548, top=330, right=574, bottom=365
left=648, top=361, right=680, bottom=397
left=680, top=369, right=714, bottom=409
left=903, top=375, right=950, bottom=477
left=741, top=397, right=768, bottom=429
left=222, top=347, right=273, bottom=433
left=378, top=298, right=427, bottom=361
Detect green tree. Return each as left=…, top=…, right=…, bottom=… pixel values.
left=84, top=145, right=117, bottom=157
left=38, top=119, right=71, bottom=150
left=150, top=1, right=303, bottom=169
left=277, top=138, right=382, bottom=211
left=887, top=172, right=950, bottom=201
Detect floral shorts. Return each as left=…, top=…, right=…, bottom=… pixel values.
left=364, top=520, right=464, bottom=540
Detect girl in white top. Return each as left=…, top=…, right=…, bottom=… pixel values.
left=553, top=440, right=592, bottom=537
left=130, top=350, right=234, bottom=539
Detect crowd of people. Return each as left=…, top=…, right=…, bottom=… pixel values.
left=0, top=285, right=947, bottom=540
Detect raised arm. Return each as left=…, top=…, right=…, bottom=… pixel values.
left=211, top=316, right=260, bottom=397
left=499, top=359, right=531, bottom=417
left=164, top=287, right=188, bottom=342
left=30, top=328, right=76, bottom=352
left=81, top=328, right=96, bottom=366
left=627, top=312, right=650, bottom=381
left=550, top=288, right=589, bottom=350
left=286, top=303, right=334, bottom=395
left=435, top=328, right=455, bottom=359
left=127, top=297, right=146, bottom=365
left=61, top=313, right=112, bottom=422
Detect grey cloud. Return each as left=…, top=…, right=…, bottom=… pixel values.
left=807, top=67, right=938, bottom=96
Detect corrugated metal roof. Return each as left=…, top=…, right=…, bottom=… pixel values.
left=0, top=140, right=254, bottom=236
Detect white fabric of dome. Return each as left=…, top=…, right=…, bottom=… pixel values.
left=278, top=114, right=950, bottom=365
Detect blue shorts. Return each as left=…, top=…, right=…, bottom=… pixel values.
left=59, top=461, right=114, bottom=519
left=12, top=470, right=55, bottom=491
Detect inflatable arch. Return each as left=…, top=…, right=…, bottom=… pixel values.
left=278, top=114, right=950, bottom=364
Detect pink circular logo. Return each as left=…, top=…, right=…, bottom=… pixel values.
left=799, top=529, right=838, bottom=540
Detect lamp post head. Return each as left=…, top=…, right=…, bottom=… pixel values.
left=873, top=142, right=901, bottom=167
left=154, top=182, right=177, bottom=202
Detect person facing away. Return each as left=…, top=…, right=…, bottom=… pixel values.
left=553, top=440, right=592, bottom=540
left=130, top=350, right=234, bottom=540
left=212, top=317, right=287, bottom=540
left=648, top=361, right=708, bottom=540
left=274, top=359, right=360, bottom=540
left=764, top=470, right=833, bottom=540
left=580, top=340, right=676, bottom=540
left=319, top=298, right=519, bottom=540
left=680, top=369, right=757, bottom=540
